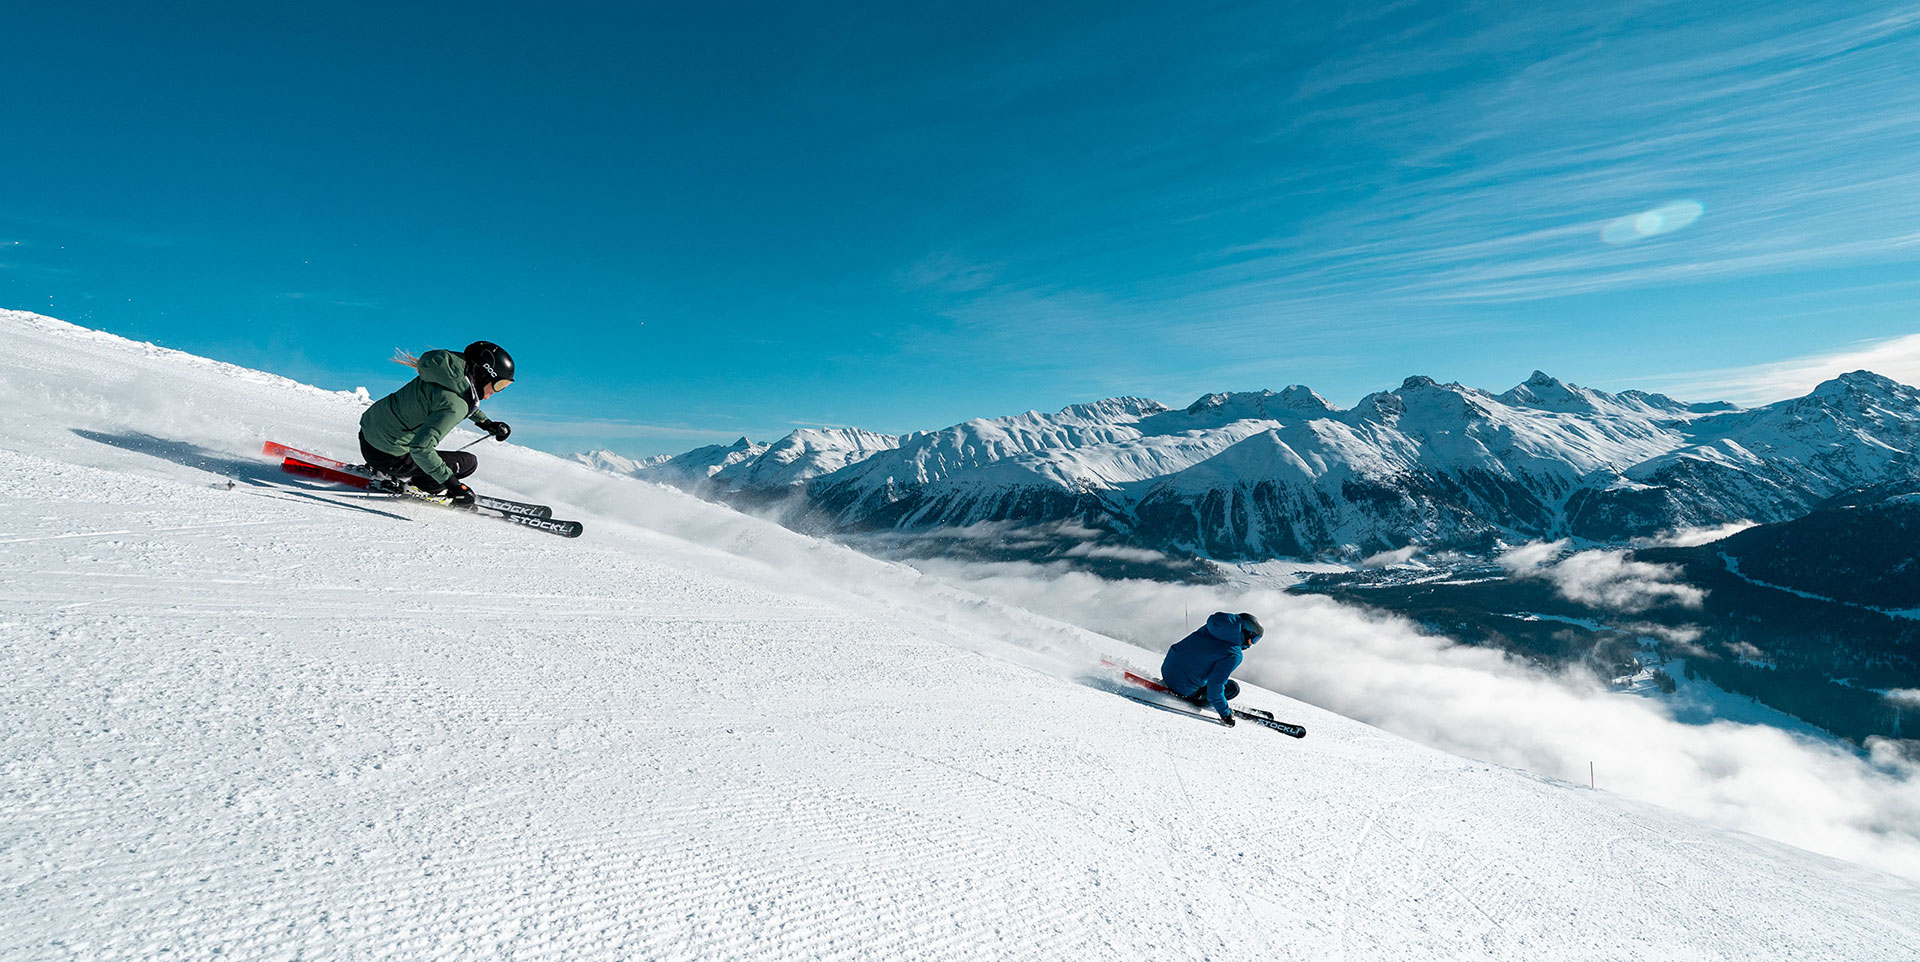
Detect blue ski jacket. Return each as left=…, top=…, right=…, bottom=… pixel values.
left=1160, top=611, right=1256, bottom=718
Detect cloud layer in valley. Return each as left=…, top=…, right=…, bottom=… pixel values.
left=1500, top=540, right=1706, bottom=613
left=872, top=551, right=1920, bottom=880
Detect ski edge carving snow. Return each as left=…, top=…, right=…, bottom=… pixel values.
left=277, top=456, right=583, bottom=538
left=1100, top=657, right=1306, bottom=738
left=264, top=441, right=555, bottom=519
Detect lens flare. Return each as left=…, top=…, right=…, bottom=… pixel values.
left=1601, top=200, right=1704, bottom=244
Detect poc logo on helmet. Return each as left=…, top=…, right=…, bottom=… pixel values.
left=464, top=340, right=515, bottom=389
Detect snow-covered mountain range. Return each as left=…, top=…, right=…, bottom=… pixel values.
left=585, top=370, right=1920, bottom=561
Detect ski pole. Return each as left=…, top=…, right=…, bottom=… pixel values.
left=456, top=435, right=488, bottom=451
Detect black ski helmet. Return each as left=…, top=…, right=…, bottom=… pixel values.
left=464, top=340, right=514, bottom=386
left=1237, top=612, right=1264, bottom=645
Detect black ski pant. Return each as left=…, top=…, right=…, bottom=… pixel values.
left=358, top=431, right=476, bottom=490
left=1179, top=679, right=1240, bottom=707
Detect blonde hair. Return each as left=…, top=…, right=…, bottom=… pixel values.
left=391, top=348, right=423, bottom=371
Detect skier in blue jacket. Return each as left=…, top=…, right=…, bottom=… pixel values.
left=1161, top=611, right=1264, bottom=726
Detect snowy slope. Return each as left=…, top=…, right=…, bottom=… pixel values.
left=3, top=310, right=1918, bottom=960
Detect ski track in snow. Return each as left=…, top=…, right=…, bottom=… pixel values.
left=3, top=309, right=1919, bottom=960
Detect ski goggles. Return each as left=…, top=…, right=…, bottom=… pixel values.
left=484, top=378, right=513, bottom=393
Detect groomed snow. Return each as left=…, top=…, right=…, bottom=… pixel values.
left=3, top=310, right=1916, bottom=960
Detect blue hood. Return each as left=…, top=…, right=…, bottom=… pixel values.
left=1205, top=611, right=1257, bottom=646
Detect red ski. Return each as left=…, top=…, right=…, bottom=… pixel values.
left=262, top=440, right=352, bottom=470
left=277, top=455, right=378, bottom=490
left=271, top=449, right=582, bottom=538
left=1101, top=657, right=1174, bottom=692
left=264, top=441, right=552, bottom=520
left=1100, top=657, right=1306, bottom=737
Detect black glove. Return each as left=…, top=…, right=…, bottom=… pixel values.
left=443, top=479, right=477, bottom=507
left=1220, top=713, right=1237, bottom=727
left=483, top=420, right=511, bottom=442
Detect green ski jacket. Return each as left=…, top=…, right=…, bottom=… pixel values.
left=358, top=349, right=496, bottom=483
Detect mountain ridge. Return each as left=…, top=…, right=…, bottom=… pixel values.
left=589, top=370, right=1920, bottom=561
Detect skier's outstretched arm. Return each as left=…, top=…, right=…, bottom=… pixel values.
left=1204, top=652, right=1242, bottom=720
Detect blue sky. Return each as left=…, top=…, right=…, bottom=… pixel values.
left=6, top=1, right=1920, bottom=457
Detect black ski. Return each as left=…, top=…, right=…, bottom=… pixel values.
left=489, top=510, right=585, bottom=538
left=278, top=457, right=584, bottom=538
left=389, top=484, right=552, bottom=521
left=1115, top=687, right=1230, bottom=725
left=379, top=481, right=584, bottom=537
left=264, top=442, right=553, bottom=518
left=1117, top=694, right=1305, bottom=737
left=1232, top=709, right=1306, bottom=738
left=1101, top=658, right=1307, bottom=738
left=484, top=496, right=549, bottom=519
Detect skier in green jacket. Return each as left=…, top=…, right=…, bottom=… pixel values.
left=358, top=341, right=514, bottom=506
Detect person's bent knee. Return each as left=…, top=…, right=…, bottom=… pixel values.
left=440, top=451, right=479, bottom=479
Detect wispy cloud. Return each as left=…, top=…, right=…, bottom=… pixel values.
left=897, top=252, right=1000, bottom=294
left=786, top=418, right=874, bottom=431
left=915, top=2, right=1920, bottom=359
left=1500, top=540, right=1706, bottom=612
left=277, top=292, right=382, bottom=310
left=1251, top=5, right=1920, bottom=303
left=0, top=262, right=78, bottom=277
left=0, top=239, right=77, bottom=278
left=0, top=209, right=179, bottom=248
left=507, top=413, right=752, bottom=442
left=1636, top=522, right=1759, bottom=549
left=1652, top=332, right=1920, bottom=404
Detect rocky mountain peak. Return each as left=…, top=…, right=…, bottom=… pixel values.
left=1353, top=390, right=1405, bottom=421
left=1180, top=389, right=1316, bottom=422
left=1057, top=396, right=1169, bottom=423
left=1814, top=370, right=1907, bottom=400
left=1498, top=371, right=1591, bottom=411
left=1277, top=384, right=1338, bottom=415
